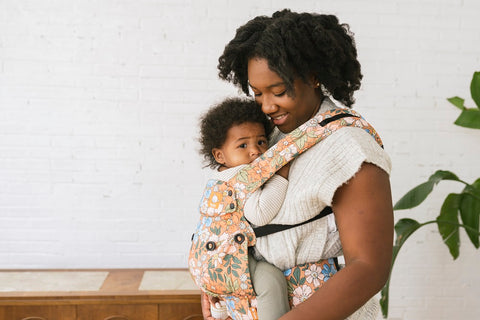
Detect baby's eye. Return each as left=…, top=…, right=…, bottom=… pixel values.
left=238, top=143, right=247, bottom=149
left=258, top=140, right=267, bottom=146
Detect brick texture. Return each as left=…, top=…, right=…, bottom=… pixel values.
left=1, top=1, right=479, bottom=319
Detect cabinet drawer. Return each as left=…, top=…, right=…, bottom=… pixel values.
left=159, top=303, right=202, bottom=320
left=77, top=304, right=157, bottom=320
left=0, top=305, right=76, bottom=320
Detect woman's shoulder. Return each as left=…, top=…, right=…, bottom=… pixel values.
left=312, top=125, right=391, bottom=174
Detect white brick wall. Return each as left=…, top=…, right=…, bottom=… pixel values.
left=1, top=0, right=479, bottom=318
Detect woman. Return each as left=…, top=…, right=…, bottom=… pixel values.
left=202, top=9, right=393, bottom=319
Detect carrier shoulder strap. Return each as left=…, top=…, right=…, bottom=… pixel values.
left=229, top=108, right=383, bottom=203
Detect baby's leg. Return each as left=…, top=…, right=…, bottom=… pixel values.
left=249, top=255, right=290, bottom=320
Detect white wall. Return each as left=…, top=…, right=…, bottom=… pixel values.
left=1, top=0, right=479, bottom=319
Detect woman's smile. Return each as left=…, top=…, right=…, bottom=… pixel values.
left=271, top=113, right=288, bottom=126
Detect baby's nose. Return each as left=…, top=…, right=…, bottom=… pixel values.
left=250, top=146, right=262, bottom=156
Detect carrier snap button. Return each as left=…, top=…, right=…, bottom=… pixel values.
left=206, top=241, right=216, bottom=251
left=234, top=233, right=245, bottom=244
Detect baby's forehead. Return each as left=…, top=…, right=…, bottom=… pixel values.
left=226, top=122, right=267, bottom=138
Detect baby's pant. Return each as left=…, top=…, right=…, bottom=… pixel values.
left=249, top=254, right=290, bottom=320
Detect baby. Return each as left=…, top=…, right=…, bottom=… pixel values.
left=198, top=97, right=290, bottom=319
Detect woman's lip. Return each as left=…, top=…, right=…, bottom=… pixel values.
left=271, top=114, right=288, bottom=126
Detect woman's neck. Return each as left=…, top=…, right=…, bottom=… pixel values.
left=307, top=94, right=325, bottom=120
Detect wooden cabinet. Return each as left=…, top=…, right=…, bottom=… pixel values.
left=0, top=270, right=203, bottom=320
left=0, top=305, right=76, bottom=320
left=158, top=303, right=203, bottom=320
left=77, top=304, right=157, bottom=320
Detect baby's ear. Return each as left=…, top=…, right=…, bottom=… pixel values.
left=212, top=148, right=225, bottom=165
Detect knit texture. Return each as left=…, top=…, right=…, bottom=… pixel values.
left=254, top=98, right=392, bottom=270
left=210, top=165, right=288, bottom=226
left=252, top=98, right=390, bottom=319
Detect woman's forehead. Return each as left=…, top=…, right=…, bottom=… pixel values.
left=247, top=58, right=284, bottom=86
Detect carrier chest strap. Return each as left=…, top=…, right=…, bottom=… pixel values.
left=252, top=206, right=333, bottom=238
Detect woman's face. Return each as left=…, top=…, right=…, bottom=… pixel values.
left=247, top=58, right=323, bottom=133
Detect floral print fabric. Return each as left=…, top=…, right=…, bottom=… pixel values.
left=188, top=109, right=383, bottom=320
left=223, top=259, right=339, bottom=319
left=284, top=258, right=338, bottom=307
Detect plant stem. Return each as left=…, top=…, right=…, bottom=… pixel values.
left=381, top=219, right=480, bottom=318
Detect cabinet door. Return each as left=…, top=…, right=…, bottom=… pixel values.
left=159, top=303, right=203, bottom=320
left=77, top=304, right=157, bottom=320
left=0, top=305, right=76, bottom=320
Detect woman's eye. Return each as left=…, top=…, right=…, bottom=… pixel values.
left=274, top=91, right=286, bottom=97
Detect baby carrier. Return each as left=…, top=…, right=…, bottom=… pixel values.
left=188, top=108, right=384, bottom=319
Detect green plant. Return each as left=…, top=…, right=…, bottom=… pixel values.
left=380, top=71, right=480, bottom=318
left=446, top=71, right=480, bottom=129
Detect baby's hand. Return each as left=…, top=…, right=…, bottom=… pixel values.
left=211, top=300, right=228, bottom=319
left=277, top=162, right=291, bottom=179
left=201, top=293, right=232, bottom=320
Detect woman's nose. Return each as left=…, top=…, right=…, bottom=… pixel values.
left=260, top=96, right=278, bottom=115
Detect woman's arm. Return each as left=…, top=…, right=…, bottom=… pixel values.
left=280, top=162, right=394, bottom=319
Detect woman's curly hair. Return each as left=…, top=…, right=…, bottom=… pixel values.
left=199, top=97, right=273, bottom=169
left=218, top=9, right=362, bottom=107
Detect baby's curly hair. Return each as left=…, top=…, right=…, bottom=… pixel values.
left=199, top=97, right=273, bottom=169
left=218, top=9, right=362, bottom=107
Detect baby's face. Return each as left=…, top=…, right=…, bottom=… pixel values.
left=213, top=122, right=268, bottom=168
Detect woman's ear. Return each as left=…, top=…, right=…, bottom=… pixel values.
left=212, top=148, right=225, bottom=165
left=308, top=74, right=320, bottom=88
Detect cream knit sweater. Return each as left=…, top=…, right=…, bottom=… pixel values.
left=253, top=98, right=392, bottom=319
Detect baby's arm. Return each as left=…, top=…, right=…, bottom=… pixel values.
left=243, top=164, right=289, bottom=226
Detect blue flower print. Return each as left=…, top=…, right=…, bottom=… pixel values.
left=283, top=268, right=292, bottom=277
left=202, top=216, right=213, bottom=227
left=204, top=188, right=212, bottom=199
left=321, top=263, right=336, bottom=282
left=205, top=179, right=217, bottom=188
left=224, top=297, right=239, bottom=319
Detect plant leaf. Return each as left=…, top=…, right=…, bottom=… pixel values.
left=428, top=170, right=460, bottom=184
left=394, top=171, right=460, bottom=210
left=454, top=108, right=480, bottom=129
left=437, top=193, right=461, bottom=259
left=394, top=218, right=421, bottom=246
left=459, top=178, right=480, bottom=248
left=471, top=71, right=480, bottom=108
left=380, top=278, right=390, bottom=317
left=394, top=181, right=434, bottom=210
left=447, top=96, right=466, bottom=110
